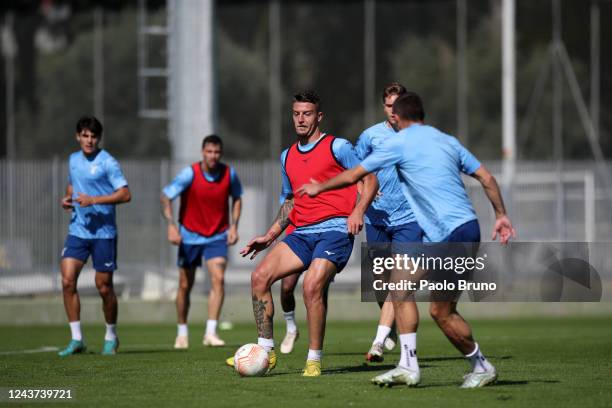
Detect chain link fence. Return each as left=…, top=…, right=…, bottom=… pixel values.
left=1, top=159, right=611, bottom=298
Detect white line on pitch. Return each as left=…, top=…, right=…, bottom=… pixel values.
left=0, top=346, right=59, bottom=355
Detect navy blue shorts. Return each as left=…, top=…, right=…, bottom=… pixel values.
left=366, top=221, right=424, bottom=261
left=282, top=231, right=354, bottom=273
left=444, top=219, right=481, bottom=243
left=178, top=239, right=228, bottom=268
left=427, top=220, right=482, bottom=298
left=62, top=235, right=117, bottom=272
left=365, top=222, right=424, bottom=243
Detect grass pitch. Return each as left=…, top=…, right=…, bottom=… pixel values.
left=1, top=317, right=611, bottom=407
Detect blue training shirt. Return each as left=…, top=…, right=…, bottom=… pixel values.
left=355, top=121, right=416, bottom=227
left=67, top=149, right=128, bottom=239
left=280, top=134, right=361, bottom=234
left=162, top=164, right=242, bottom=245
left=361, top=124, right=480, bottom=242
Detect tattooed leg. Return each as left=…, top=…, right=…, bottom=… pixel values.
left=250, top=242, right=306, bottom=342
left=252, top=294, right=274, bottom=339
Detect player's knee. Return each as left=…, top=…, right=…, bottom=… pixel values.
left=281, top=279, right=295, bottom=296
left=429, top=303, right=451, bottom=323
left=178, top=280, right=192, bottom=292
left=211, top=275, right=225, bottom=291
left=302, top=280, right=324, bottom=304
left=61, top=278, right=77, bottom=293
left=97, top=282, right=113, bottom=298
left=251, top=265, right=272, bottom=294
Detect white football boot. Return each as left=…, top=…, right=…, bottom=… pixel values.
left=280, top=330, right=299, bottom=354
left=203, top=333, right=226, bottom=347
left=371, top=366, right=420, bottom=387
left=461, top=369, right=498, bottom=388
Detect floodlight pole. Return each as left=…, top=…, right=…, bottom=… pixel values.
left=269, top=0, right=281, bottom=159
left=168, top=0, right=216, bottom=161
left=2, top=12, right=16, bottom=241
left=456, top=0, right=468, bottom=145
left=590, top=0, right=600, bottom=141
left=364, top=0, right=376, bottom=126
left=552, top=0, right=565, bottom=240
left=93, top=6, right=104, bottom=123
left=501, top=0, right=516, bottom=186
left=3, top=13, right=16, bottom=159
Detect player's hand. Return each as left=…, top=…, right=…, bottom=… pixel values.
left=61, top=196, right=74, bottom=210
left=227, top=225, right=239, bottom=246
left=75, top=193, right=96, bottom=207
left=492, top=215, right=516, bottom=245
left=296, top=179, right=322, bottom=197
left=167, top=224, right=182, bottom=246
left=347, top=210, right=364, bottom=235
left=240, top=234, right=275, bottom=260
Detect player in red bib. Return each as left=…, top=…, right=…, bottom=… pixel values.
left=226, top=90, right=378, bottom=376
left=161, top=135, right=243, bottom=349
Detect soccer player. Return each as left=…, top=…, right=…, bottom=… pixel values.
left=58, top=116, right=131, bottom=356
left=298, top=92, right=516, bottom=388
left=227, top=90, right=378, bottom=376
left=161, top=135, right=242, bottom=349
left=356, top=83, right=421, bottom=363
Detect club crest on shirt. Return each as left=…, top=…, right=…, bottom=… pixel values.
left=90, top=164, right=98, bottom=175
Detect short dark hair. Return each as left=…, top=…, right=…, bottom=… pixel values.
left=392, top=92, right=425, bottom=122
left=293, top=90, right=321, bottom=112
left=382, top=82, right=407, bottom=103
left=202, top=134, right=223, bottom=150
left=76, top=116, right=103, bottom=137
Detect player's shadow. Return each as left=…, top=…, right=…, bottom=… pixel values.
left=266, top=369, right=309, bottom=377
left=119, top=349, right=184, bottom=354
left=264, top=364, right=399, bottom=377
left=420, top=355, right=513, bottom=363
left=325, top=352, right=377, bottom=357
left=495, top=379, right=559, bottom=386
left=323, top=364, right=398, bottom=374
left=410, top=378, right=558, bottom=389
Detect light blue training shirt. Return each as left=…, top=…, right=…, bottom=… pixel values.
left=361, top=124, right=481, bottom=242
left=355, top=121, right=416, bottom=227
left=67, top=149, right=128, bottom=239
left=280, top=135, right=361, bottom=234
left=162, top=164, right=242, bottom=244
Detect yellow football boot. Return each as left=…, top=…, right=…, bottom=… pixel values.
left=266, top=350, right=277, bottom=373
left=302, top=359, right=322, bottom=377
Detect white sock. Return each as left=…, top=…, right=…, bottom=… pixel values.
left=284, top=311, right=297, bottom=333
left=257, top=337, right=274, bottom=352
left=373, top=325, right=392, bottom=345
left=465, top=343, right=495, bottom=373
left=69, top=321, right=82, bottom=341
left=398, top=333, right=419, bottom=371
left=177, top=324, right=188, bottom=337
left=307, top=349, right=322, bottom=362
left=206, top=320, right=217, bottom=335
left=104, top=324, right=117, bottom=341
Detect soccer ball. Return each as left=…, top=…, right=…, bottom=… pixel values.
left=233, top=343, right=269, bottom=377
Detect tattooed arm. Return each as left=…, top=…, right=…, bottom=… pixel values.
left=275, top=196, right=294, bottom=231
left=239, top=196, right=294, bottom=260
